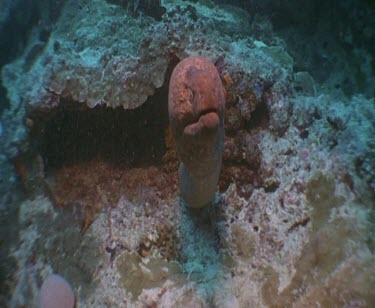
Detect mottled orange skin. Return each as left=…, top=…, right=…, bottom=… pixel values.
left=168, top=56, right=225, bottom=208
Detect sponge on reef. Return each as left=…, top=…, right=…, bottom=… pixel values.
left=39, top=274, right=75, bottom=308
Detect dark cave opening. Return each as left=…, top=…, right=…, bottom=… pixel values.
left=38, top=91, right=169, bottom=171
left=33, top=54, right=180, bottom=173
left=246, top=99, right=270, bottom=130
left=0, top=82, right=10, bottom=115
left=36, top=55, right=182, bottom=172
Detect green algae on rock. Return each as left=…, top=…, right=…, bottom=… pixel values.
left=117, top=252, right=182, bottom=300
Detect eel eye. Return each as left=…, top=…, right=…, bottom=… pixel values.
left=187, top=88, right=194, bottom=103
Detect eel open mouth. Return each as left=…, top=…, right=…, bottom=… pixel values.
left=183, top=109, right=219, bottom=136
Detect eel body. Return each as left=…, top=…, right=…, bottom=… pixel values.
left=168, top=56, right=225, bottom=208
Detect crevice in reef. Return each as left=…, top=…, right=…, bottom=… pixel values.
left=0, top=83, right=10, bottom=115
left=246, top=99, right=270, bottom=130
left=31, top=54, right=181, bottom=172
left=39, top=97, right=168, bottom=170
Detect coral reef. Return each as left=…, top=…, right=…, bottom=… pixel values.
left=108, top=0, right=166, bottom=21
left=0, top=0, right=374, bottom=307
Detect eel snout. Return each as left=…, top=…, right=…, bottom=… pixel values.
left=183, top=109, right=219, bottom=136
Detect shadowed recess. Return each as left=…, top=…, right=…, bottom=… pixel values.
left=39, top=91, right=169, bottom=170
left=246, top=99, right=270, bottom=130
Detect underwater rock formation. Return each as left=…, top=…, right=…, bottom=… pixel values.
left=169, top=56, right=225, bottom=208
left=108, top=0, right=166, bottom=21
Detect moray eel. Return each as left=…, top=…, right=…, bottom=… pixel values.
left=168, top=56, right=225, bottom=208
